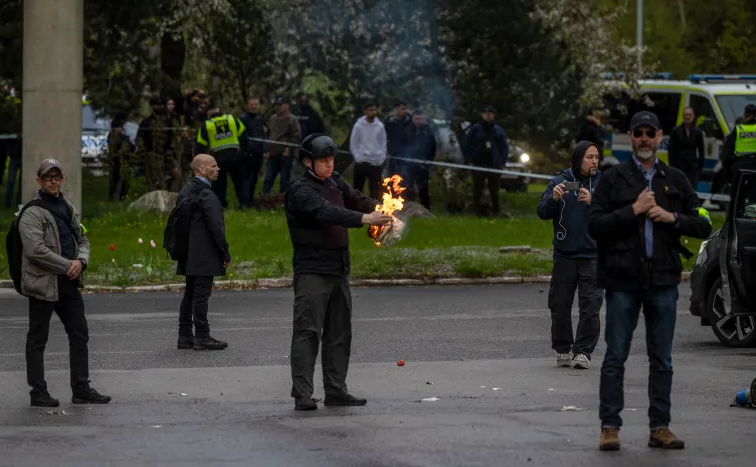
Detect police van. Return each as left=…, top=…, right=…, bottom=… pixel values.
left=600, top=74, right=756, bottom=205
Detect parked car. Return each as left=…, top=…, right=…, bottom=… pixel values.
left=81, top=105, right=138, bottom=176
left=689, top=168, right=756, bottom=347
left=437, top=119, right=532, bottom=192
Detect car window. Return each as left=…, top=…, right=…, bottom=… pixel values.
left=735, top=174, right=756, bottom=219
left=715, top=94, right=756, bottom=131
left=689, top=94, right=717, bottom=132
left=602, top=91, right=681, bottom=134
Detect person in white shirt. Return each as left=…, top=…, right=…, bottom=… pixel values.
left=349, top=101, right=388, bottom=199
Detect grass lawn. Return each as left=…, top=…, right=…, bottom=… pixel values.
left=0, top=172, right=723, bottom=287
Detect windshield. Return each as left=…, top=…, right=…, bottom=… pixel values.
left=715, top=94, right=756, bottom=131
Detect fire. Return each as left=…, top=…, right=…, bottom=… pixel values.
left=368, top=175, right=406, bottom=245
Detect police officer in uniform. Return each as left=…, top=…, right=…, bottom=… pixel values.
left=196, top=98, right=248, bottom=208
left=722, top=104, right=756, bottom=199
left=285, top=133, right=393, bottom=411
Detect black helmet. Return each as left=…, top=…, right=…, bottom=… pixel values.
left=300, top=133, right=337, bottom=161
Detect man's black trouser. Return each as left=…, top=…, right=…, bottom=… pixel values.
left=401, top=165, right=430, bottom=210
left=353, top=161, right=385, bottom=200
left=471, top=170, right=501, bottom=216
left=27, top=277, right=90, bottom=392
left=290, top=273, right=352, bottom=399
left=548, top=256, right=603, bottom=357
left=179, top=276, right=214, bottom=339
left=243, top=153, right=264, bottom=207
left=213, top=156, right=248, bottom=209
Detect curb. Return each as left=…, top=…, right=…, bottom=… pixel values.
left=0, top=272, right=692, bottom=293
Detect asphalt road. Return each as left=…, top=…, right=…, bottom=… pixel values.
left=0, top=283, right=754, bottom=467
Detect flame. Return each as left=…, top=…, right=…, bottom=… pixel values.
left=368, top=175, right=406, bottom=244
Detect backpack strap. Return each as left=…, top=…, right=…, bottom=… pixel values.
left=19, top=199, right=76, bottom=235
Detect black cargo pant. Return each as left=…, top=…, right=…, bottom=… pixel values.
left=179, top=276, right=213, bottom=339
left=26, top=277, right=90, bottom=393
left=290, top=273, right=352, bottom=399
left=548, top=256, right=603, bottom=358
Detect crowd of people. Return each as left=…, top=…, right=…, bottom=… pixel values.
left=101, top=90, right=512, bottom=215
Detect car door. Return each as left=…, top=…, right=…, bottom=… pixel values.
left=722, top=169, right=756, bottom=316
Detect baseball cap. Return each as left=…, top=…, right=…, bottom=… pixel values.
left=37, top=158, right=63, bottom=177
left=274, top=96, right=287, bottom=105
left=484, top=105, right=497, bottom=114
left=629, top=111, right=661, bottom=130
left=744, top=104, right=756, bottom=115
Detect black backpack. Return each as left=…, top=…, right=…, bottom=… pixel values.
left=163, top=188, right=206, bottom=261
left=5, top=199, right=73, bottom=295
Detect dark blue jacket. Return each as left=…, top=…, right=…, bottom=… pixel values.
left=238, top=111, right=267, bottom=155
left=402, top=123, right=436, bottom=162
left=384, top=114, right=411, bottom=156
left=537, top=168, right=601, bottom=259
left=463, top=122, right=509, bottom=168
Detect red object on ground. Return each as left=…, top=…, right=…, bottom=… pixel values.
left=397, top=360, right=405, bottom=366
left=110, top=244, right=115, bottom=251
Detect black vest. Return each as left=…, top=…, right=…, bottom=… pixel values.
left=287, top=176, right=350, bottom=250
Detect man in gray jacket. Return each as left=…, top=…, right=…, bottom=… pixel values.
left=18, top=159, right=111, bottom=407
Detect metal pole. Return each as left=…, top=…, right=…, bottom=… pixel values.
left=22, top=0, right=84, bottom=211
left=636, top=0, right=643, bottom=74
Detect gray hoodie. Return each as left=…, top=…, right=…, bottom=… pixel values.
left=349, top=116, right=387, bottom=166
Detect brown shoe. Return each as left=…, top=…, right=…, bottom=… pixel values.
left=599, top=427, right=620, bottom=451
left=649, top=427, right=685, bottom=449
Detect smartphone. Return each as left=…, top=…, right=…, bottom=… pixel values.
left=563, top=181, right=581, bottom=191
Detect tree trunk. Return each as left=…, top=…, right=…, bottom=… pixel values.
left=160, top=31, right=185, bottom=103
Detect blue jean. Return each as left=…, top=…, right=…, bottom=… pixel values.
left=262, top=154, right=293, bottom=194
left=599, top=286, right=678, bottom=430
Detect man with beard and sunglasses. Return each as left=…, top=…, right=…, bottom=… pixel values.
left=588, top=111, right=712, bottom=452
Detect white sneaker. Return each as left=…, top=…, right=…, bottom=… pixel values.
left=572, top=353, right=590, bottom=369
left=557, top=353, right=572, bottom=367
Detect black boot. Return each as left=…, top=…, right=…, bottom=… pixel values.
left=193, top=336, right=228, bottom=351
left=295, top=397, right=317, bottom=411
left=324, top=393, right=367, bottom=407
left=30, top=390, right=60, bottom=408
left=72, top=386, right=112, bottom=404
left=177, top=336, right=194, bottom=350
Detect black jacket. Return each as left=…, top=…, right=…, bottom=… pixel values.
left=295, top=104, right=326, bottom=141
left=538, top=142, right=602, bottom=259
left=176, top=177, right=231, bottom=277
left=238, top=111, right=267, bottom=156
left=463, top=121, right=509, bottom=168
left=285, top=170, right=379, bottom=276
left=384, top=114, right=411, bottom=157
left=668, top=124, right=705, bottom=172
left=588, top=159, right=712, bottom=291
left=403, top=124, right=436, bottom=164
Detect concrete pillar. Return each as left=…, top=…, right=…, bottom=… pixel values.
left=22, top=0, right=84, bottom=210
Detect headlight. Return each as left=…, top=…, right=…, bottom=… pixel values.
left=519, top=153, right=530, bottom=163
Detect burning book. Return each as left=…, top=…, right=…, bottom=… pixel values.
left=368, top=175, right=407, bottom=247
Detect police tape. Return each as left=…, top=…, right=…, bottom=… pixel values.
left=246, top=137, right=733, bottom=202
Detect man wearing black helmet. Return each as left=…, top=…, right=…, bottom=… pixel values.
left=285, top=133, right=393, bottom=411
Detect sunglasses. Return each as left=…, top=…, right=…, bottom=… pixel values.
left=633, top=129, right=657, bottom=139
left=41, top=174, right=63, bottom=182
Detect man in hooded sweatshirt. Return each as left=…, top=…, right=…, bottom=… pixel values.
left=349, top=101, right=388, bottom=200
left=537, top=141, right=603, bottom=370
